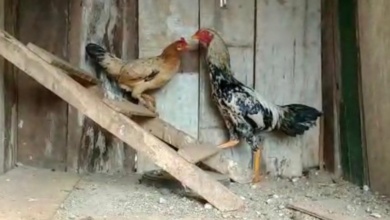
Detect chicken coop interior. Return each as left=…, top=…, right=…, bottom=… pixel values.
left=1, top=0, right=390, bottom=219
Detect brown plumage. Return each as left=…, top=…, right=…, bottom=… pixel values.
left=85, top=38, right=189, bottom=113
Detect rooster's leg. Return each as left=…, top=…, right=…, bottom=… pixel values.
left=252, top=148, right=262, bottom=183
left=141, top=94, right=156, bottom=108
left=217, top=139, right=240, bottom=149
left=132, top=87, right=157, bottom=114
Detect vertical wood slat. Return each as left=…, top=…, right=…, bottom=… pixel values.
left=321, top=0, right=342, bottom=175
left=358, top=0, right=390, bottom=192
left=136, top=0, right=199, bottom=173
left=338, top=0, right=365, bottom=186
left=15, top=0, right=69, bottom=171
left=2, top=0, right=17, bottom=172
left=198, top=0, right=255, bottom=182
left=255, top=0, right=322, bottom=177
left=67, top=0, right=138, bottom=174
left=0, top=0, right=4, bottom=173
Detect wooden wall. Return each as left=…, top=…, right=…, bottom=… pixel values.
left=256, top=0, right=322, bottom=177
left=1, top=0, right=322, bottom=179
left=1, top=0, right=18, bottom=173
left=0, top=0, right=4, bottom=173
left=137, top=0, right=322, bottom=179
left=0, top=0, right=138, bottom=174
left=358, top=0, right=390, bottom=194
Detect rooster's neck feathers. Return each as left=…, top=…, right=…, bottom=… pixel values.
left=205, top=30, right=231, bottom=70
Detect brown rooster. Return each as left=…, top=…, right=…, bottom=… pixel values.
left=85, top=38, right=189, bottom=113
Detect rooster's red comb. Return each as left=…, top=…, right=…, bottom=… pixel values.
left=178, top=37, right=188, bottom=44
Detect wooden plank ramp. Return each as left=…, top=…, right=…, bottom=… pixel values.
left=28, top=41, right=228, bottom=177
left=0, top=29, right=244, bottom=211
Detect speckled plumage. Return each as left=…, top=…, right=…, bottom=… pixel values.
left=203, top=29, right=322, bottom=151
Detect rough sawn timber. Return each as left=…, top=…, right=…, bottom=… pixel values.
left=67, top=0, right=138, bottom=173
left=256, top=0, right=322, bottom=177
left=0, top=29, right=244, bottom=211
left=26, top=42, right=227, bottom=175
left=136, top=0, right=200, bottom=173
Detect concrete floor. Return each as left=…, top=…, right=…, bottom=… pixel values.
left=0, top=166, right=81, bottom=220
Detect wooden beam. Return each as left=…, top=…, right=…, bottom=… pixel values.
left=29, top=44, right=228, bottom=176
left=287, top=202, right=362, bottom=220
left=134, top=118, right=232, bottom=178
left=89, top=86, right=229, bottom=175
left=0, top=29, right=244, bottom=211
left=87, top=85, right=157, bottom=118
left=178, top=143, right=220, bottom=164
left=0, top=0, right=4, bottom=174
left=27, top=43, right=98, bottom=87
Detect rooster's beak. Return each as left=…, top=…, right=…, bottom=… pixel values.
left=191, top=34, right=199, bottom=40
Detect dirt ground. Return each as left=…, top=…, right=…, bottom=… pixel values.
left=0, top=166, right=389, bottom=220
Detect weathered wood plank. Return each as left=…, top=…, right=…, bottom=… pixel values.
left=67, top=0, right=138, bottom=173
left=358, top=0, right=390, bottom=194
left=286, top=202, right=361, bottom=220
left=27, top=43, right=98, bottom=87
left=256, top=0, right=322, bottom=177
left=136, top=0, right=199, bottom=173
left=199, top=0, right=255, bottom=183
left=2, top=0, right=17, bottom=172
left=0, top=0, right=4, bottom=173
left=15, top=0, right=69, bottom=171
left=0, top=30, right=245, bottom=211
left=321, top=0, right=342, bottom=176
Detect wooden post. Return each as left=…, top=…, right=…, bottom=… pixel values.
left=0, top=29, right=244, bottom=211
left=0, top=0, right=4, bottom=173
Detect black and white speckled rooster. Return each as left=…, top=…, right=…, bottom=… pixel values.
left=192, top=28, right=322, bottom=183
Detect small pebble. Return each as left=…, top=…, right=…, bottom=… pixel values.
left=158, top=197, right=167, bottom=204
left=366, top=207, right=372, bottom=213
left=370, top=213, right=382, bottom=218
left=278, top=205, right=285, bottom=209
left=346, top=205, right=354, bottom=212
left=363, top=185, right=370, bottom=192
left=272, top=194, right=279, bottom=199
left=266, top=199, right=273, bottom=204
left=204, top=203, right=213, bottom=209
left=240, top=196, right=246, bottom=200
left=159, top=188, right=170, bottom=195
left=222, top=214, right=231, bottom=218
left=291, top=177, right=299, bottom=183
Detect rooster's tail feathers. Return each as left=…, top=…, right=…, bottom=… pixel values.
left=278, top=104, right=322, bottom=137
left=85, top=43, right=108, bottom=63
left=85, top=43, right=123, bottom=75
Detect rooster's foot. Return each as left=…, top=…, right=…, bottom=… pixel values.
left=217, top=140, right=240, bottom=149
left=141, top=94, right=156, bottom=108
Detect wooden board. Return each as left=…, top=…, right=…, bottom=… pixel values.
left=0, top=30, right=245, bottom=211
left=198, top=0, right=256, bottom=183
left=27, top=43, right=98, bottom=87
left=358, top=0, right=390, bottom=194
left=287, top=201, right=365, bottom=220
left=15, top=0, right=69, bottom=171
left=255, top=0, right=322, bottom=177
left=67, top=0, right=138, bottom=173
left=0, top=0, right=4, bottom=173
left=338, top=0, right=365, bottom=186
left=321, top=0, right=342, bottom=176
left=137, top=0, right=200, bottom=173
left=1, top=0, right=17, bottom=172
